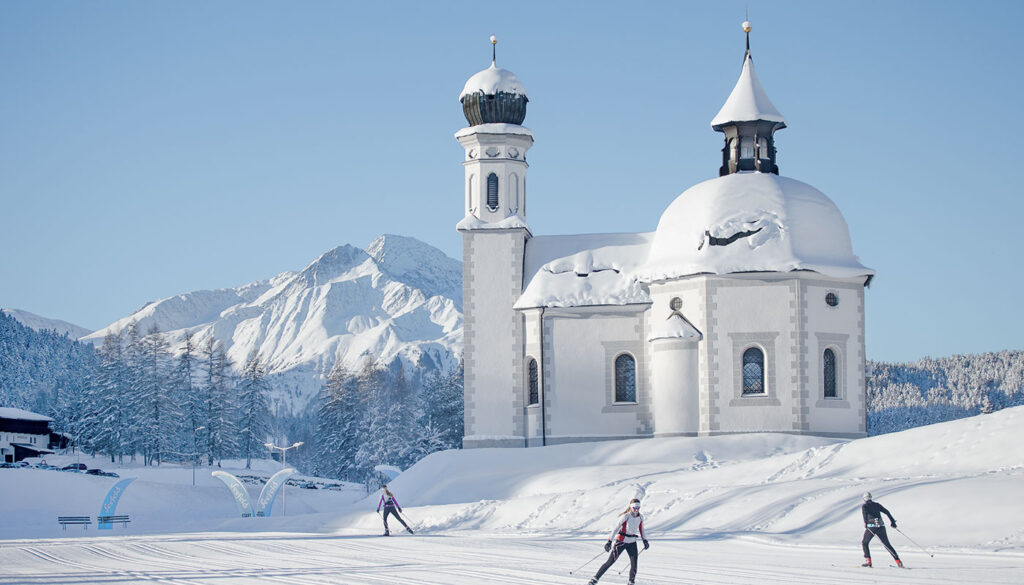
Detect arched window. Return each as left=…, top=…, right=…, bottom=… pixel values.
left=742, top=347, right=765, bottom=394
left=823, top=348, right=837, bottom=398
left=486, top=173, right=499, bottom=211
left=527, top=358, right=539, bottom=406
left=614, top=354, right=636, bottom=403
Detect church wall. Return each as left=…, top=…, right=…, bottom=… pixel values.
left=521, top=309, right=547, bottom=446
left=802, top=278, right=868, bottom=437
left=706, top=276, right=799, bottom=433
left=462, top=230, right=528, bottom=448
left=543, top=306, right=650, bottom=442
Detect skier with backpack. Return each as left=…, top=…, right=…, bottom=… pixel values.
left=376, top=484, right=413, bottom=536
left=586, top=498, right=649, bottom=585
left=860, top=491, right=902, bottom=568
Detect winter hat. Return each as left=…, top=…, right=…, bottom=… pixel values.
left=863, top=491, right=872, bottom=501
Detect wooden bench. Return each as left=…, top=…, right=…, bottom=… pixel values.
left=57, top=516, right=91, bottom=530
left=97, top=514, right=130, bottom=527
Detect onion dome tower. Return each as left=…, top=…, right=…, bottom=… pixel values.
left=711, top=20, right=787, bottom=176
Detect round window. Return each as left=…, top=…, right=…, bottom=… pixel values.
left=825, top=292, right=839, bottom=307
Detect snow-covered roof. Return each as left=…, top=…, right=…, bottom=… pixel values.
left=649, top=313, right=703, bottom=342
left=638, top=172, right=874, bottom=283
left=460, top=63, right=528, bottom=100
left=515, top=233, right=653, bottom=310
left=454, top=123, right=534, bottom=140
left=710, top=53, right=787, bottom=130
left=0, top=407, right=52, bottom=422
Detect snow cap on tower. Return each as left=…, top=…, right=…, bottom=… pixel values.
left=460, top=35, right=529, bottom=126
left=710, top=20, right=787, bottom=131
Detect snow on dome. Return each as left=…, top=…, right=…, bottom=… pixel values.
left=459, top=63, right=528, bottom=100
left=515, top=233, right=652, bottom=309
left=637, top=173, right=874, bottom=282
left=710, top=54, right=787, bottom=130
left=454, top=123, right=533, bottom=139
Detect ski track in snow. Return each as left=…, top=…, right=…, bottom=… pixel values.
left=3, top=534, right=1023, bottom=585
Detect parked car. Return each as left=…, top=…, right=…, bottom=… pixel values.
left=0, top=462, right=14, bottom=469
left=14, top=461, right=30, bottom=468
left=62, top=463, right=87, bottom=471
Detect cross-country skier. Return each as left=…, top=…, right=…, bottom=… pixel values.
left=587, top=498, right=649, bottom=585
left=376, top=484, right=413, bottom=536
left=860, top=491, right=901, bottom=568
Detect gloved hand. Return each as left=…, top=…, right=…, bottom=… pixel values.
left=643, top=539, right=650, bottom=550
left=604, top=540, right=612, bottom=552
left=891, top=521, right=897, bottom=528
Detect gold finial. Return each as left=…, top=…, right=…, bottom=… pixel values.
left=742, top=21, right=752, bottom=33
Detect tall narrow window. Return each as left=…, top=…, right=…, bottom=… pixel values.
left=742, top=347, right=765, bottom=394
left=486, top=173, right=499, bottom=211
left=527, top=358, right=539, bottom=406
left=510, top=174, right=519, bottom=213
left=823, top=349, right=837, bottom=398
left=614, top=354, right=636, bottom=403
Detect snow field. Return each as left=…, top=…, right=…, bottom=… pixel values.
left=2, top=408, right=1024, bottom=583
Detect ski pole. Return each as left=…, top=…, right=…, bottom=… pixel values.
left=894, top=526, right=934, bottom=557
left=569, top=549, right=606, bottom=575
left=617, top=547, right=644, bottom=575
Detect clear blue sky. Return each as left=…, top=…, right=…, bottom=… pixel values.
left=1, top=1, right=1021, bottom=363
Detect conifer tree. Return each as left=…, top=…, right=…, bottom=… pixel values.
left=238, top=350, right=270, bottom=469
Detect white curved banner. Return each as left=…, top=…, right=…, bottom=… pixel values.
left=255, top=468, right=297, bottom=517
left=211, top=471, right=254, bottom=518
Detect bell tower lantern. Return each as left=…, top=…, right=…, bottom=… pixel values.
left=711, top=20, right=787, bottom=176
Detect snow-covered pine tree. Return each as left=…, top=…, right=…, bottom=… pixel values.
left=238, top=349, right=270, bottom=469
left=174, top=330, right=206, bottom=465
left=202, top=338, right=237, bottom=465
left=314, top=362, right=364, bottom=480
left=421, top=360, right=464, bottom=450
left=135, top=324, right=178, bottom=465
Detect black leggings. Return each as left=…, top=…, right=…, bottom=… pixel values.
left=382, top=508, right=410, bottom=533
left=593, top=541, right=638, bottom=583
left=862, top=527, right=900, bottom=560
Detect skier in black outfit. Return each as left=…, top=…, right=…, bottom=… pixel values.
left=860, top=491, right=902, bottom=567
left=376, top=484, right=413, bottom=536
left=587, top=498, right=648, bottom=585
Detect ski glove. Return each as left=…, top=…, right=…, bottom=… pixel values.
left=891, top=521, right=897, bottom=528
left=604, top=540, right=612, bottom=552
left=642, top=539, right=649, bottom=550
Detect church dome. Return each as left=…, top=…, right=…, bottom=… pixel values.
left=636, top=172, right=874, bottom=283
left=460, top=63, right=529, bottom=126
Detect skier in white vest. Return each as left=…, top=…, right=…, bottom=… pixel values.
left=587, top=498, right=649, bottom=585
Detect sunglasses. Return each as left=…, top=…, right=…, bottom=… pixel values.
left=631, top=504, right=641, bottom=510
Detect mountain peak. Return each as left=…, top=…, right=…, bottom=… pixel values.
left=299, top=244, right=371, bottom=286
left=364, top=235, right=462, bottom=303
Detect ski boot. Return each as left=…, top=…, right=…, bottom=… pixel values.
left=407, top=527, right=414, bottom=534
left=861, top=558, right=872, bottom=567
left=586, top=579, right=597, bottom=585
left=383, top=530, right=390, bottom=536
left=895, top=559, right=903, bottom=568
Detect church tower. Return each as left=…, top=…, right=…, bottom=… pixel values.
left=456, top=37, right=534, bottom=448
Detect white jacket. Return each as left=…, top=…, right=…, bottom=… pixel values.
left=608, top=511, right=646, bottom=544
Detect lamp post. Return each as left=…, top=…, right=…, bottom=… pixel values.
left=263, top=441, right=303, bottom=516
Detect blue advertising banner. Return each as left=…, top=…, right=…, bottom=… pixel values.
left=97, top=477, right=137, bottom=530
left=255, top=468, right=296, bottom=517
left=211, top=471, right=254, bottom=518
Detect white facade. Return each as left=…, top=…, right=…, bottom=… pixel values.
left=458, top=39, right=874, bottom=448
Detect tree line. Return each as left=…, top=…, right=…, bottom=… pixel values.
left=1, top=312, right=464, bottom=482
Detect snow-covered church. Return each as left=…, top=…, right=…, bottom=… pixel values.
left=456, top=26, right=875, bottom=448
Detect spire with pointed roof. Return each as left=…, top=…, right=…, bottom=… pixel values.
left=711, top=20, right=786, bottom=176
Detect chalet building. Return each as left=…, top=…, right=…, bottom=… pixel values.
left=0, top=407, right=55, bottom=462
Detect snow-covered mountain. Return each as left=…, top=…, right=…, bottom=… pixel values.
left=0, top=308, right=92, bottom=340
left=82, top=234, right=463, bottom=411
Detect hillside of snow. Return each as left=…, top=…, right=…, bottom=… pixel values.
left=2, top=409, right=1023, bottom=583
left=80, top=234, right=463, bottom=411
left=1, top=308, right=92, bottom=340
